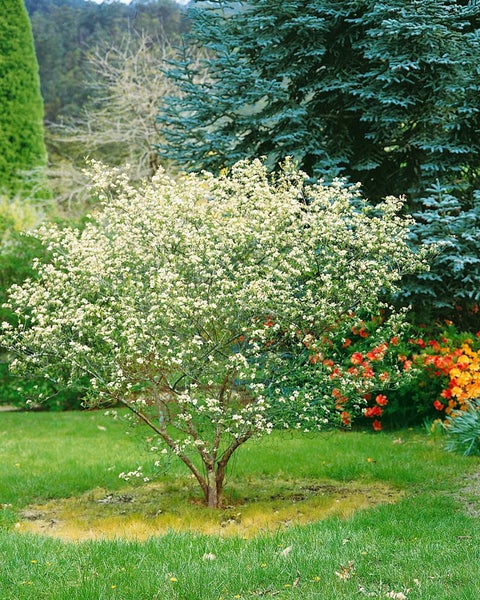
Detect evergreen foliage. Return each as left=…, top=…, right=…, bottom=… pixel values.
left=0, top=0, right=47, bottom=194
left=160, top=0, right=480, bottom=328
left=160, top=0, right=480, bottom=203
left=444, top=399, right=480, bottom=456
left=399, top=184, right=480, bottom=329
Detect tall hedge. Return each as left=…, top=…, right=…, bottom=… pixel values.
left=0, top=0, right=47, bottom=195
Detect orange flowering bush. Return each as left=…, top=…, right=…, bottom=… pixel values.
left=424, top=335, right=480, bottom=416
left=379, top=327, right=480, bottom=426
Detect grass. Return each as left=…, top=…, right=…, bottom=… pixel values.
left=0, top=410, right=479, bottom=599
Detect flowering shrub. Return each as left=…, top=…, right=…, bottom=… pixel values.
left=425, top=335, right=480, bottom=415
left=377, top=326, right=480, bottom=427
left=0, top=159, right=425, bottom=506
left=264, top=310, right=419, bottom=432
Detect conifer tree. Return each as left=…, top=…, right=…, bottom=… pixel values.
left=0, top=0, right=47, bottom=194
left=160, top=0, right=480, bottom=203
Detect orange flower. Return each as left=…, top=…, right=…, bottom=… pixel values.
left=372, top=419, right=382, bottom=431
left=364, top=406, right=382, bottom=418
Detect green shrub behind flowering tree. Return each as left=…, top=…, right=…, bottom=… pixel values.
left=0, top=160, right=426, bottom=507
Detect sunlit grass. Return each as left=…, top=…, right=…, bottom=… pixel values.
left=1, top=410, right=479, bottom=599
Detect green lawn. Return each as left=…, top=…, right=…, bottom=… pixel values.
left=0, top=410, right=479, bottom=599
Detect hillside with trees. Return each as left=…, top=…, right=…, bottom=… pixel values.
left=25, top=0, right=188, bottom=122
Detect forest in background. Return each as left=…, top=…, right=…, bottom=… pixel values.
left=25, top=0, right=188, bottom=122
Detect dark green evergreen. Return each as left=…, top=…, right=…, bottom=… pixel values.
left=160, top=0, right=480, bottom=202
left=0, top=0, right=47, bottom=194
left=399, top=184, right=480, bottom=329
left=160, top=0, right=480, bottom=328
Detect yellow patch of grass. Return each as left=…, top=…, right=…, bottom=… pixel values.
left=16, top=478, right=404, bottom=541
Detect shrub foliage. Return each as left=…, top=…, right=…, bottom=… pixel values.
left=1, top=160, right=425, bottom=506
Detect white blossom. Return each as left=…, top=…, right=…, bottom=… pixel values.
left=0, top=159, right=426, bottom=505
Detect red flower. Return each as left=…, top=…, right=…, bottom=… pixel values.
left=375, top=394, right=388, bottom=406
left=372, top=419, right=382, bottom=431
left=359, top=328, right=369, bottom=338
left=403, top=360, right=413, bottom=372
left=433, top=400, right=445, bottom=411
left=342, top=338, right=352, bottom=348
left=362, top=365, right=375, bottom=379
left=390, top=336, right=400, bottom=346
left=364, top=405, right=383, bottom=418
left=350, top=352, right=363, bottom=365
left=341, top=411, right=351, bottom=426
left=329, top=368, right=341, bottom=379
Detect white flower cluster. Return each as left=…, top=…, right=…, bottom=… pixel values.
left=118, top=466, right=149, bottom=483
left=1, top=159, right=426, bottom=478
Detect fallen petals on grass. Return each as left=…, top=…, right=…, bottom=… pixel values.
left=335, top=560, right=355, bottom=581
left=278, top=545, right=293, bottom=557
left=386, top=592, right=409, bottom=599
left=202, top=552, right=217, bottom=561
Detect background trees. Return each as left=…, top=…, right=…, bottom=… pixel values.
left=25, top=0, right=188, bottom=122
left=46, top=33, right=183, bottom=209
left=23, top=0, right=190, bottom=211
left=0, top=0, right=47, bottom=195
left=160, top=0, right=480, bottom=201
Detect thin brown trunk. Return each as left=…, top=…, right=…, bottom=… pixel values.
left=206, top=468, right=220, bottom=508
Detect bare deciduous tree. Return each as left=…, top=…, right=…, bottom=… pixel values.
left=46, top=31, right=206, bottom=212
